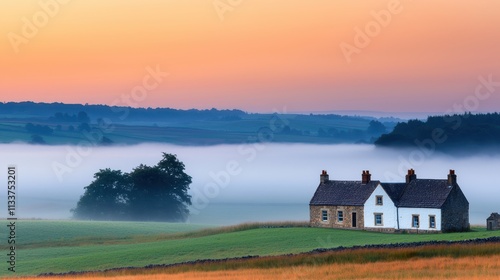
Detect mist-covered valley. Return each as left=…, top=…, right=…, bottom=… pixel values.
left=1, top=143, right=498, bottom=225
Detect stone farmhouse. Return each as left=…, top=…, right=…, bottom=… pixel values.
left=487, top=213, right=500, bottom=231
left=310, top=169, right=469, bottom=232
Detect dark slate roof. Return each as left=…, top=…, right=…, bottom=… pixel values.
left=310, top=180, right=380, bottom=206
left=380, top=183, right=406, bottom=203
left=310, top=178, right=457, bottom=209
left=396, top=179, right=453, bottom=208
left=488, top=213, right=500, bottom=220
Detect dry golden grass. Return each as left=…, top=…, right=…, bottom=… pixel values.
left=11, top=255, right=500, bottom=280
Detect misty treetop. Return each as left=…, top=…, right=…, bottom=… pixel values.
left=71, top=153, right=192, bottom=222
left=375, top=113, right=500, bottom=151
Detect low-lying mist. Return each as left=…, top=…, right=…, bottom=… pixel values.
left=0, top=143, right=497, bottom=225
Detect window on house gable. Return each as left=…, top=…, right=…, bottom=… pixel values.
left=374, top=213, right=383, bottom=226
left=412, top=215, right=420, bottom=228
left=337, top=211, right=344, bottom=222
left=321, top=210, right=328, bottom=222
left=429, top=215, right=436, bottom=228
left=376, top=196, right=383, bottom=205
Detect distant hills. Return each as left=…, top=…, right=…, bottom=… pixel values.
left=296, top=110, right=438, bottom=120
left=2, top=102, right=498, bottom=150
left=0, top=102, right=396, bottom=145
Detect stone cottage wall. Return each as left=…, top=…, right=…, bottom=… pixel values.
left=441, top=185, right=469, bottom=232
left=487, top=215, right=500, bottom=230
left=310, top=205, right=364, bottom=229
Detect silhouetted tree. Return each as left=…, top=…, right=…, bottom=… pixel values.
left=72, top=153, right=192, bottom=222
left=71, top=169, right=129, bottom=220
left=128, top=153, right=192, bottom=221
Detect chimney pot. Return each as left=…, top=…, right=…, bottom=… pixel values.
left=448, top=169, right=457, bottom=185
left=362, top=170, right=371, bottom=184
left=320, top=170, right=329, bottom=184
left=406, top=169, right=417, bottom=183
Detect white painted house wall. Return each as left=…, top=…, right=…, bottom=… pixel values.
left=363, top=184, right=397, bottom=229
left=398, top=208, right=441, bottom=231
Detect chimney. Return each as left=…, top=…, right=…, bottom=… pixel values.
left=405, top=169, right=417, bottom=183
left=320, top=170, right=329, bottom=184
left=362, top=170, right=371, bottom=184
left=448, top=169, right=457, bottom=185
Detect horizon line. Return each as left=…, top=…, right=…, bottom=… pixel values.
left=2, top=100, right=499, bottom=120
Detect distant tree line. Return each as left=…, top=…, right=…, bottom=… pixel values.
left=71, top=153, right=192, bottom=222
left=375, top=113, right=500, bottom=151
left=49, top=111, right=90, bottom=123
left=0, top=101, right=247, bottom=122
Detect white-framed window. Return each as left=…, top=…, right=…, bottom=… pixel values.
left=376, top=195, right=383, bottom=205
left=412, top=215, right=420, bottom=228
left=374, top=213, right=383, bottom=226
left=321, top=210, right=328, bottom=222
left=429, top=215, right=436, bottom=228
left=337, top=211, right=344, bottom=223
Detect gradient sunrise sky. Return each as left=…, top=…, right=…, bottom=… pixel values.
left=1, top=1, right=499, bottom=113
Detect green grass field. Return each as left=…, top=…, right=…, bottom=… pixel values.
left=3, top=220, right=210, bottom=249
left=2, top=220, right=500, bottom=276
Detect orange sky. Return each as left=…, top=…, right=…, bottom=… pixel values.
left=1, top=0, right=499, bottom=113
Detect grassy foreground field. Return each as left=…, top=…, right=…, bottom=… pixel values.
left=6, top=243, right=500, bottom=279
left=1, top=220, right=500, bottom=277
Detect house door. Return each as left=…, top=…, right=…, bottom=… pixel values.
left=488, top=221, right=493, bottom=230
left=352, top=212, right=357, bottom=227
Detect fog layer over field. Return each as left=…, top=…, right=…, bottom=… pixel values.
left=0, top=143, right=497, bottom=225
